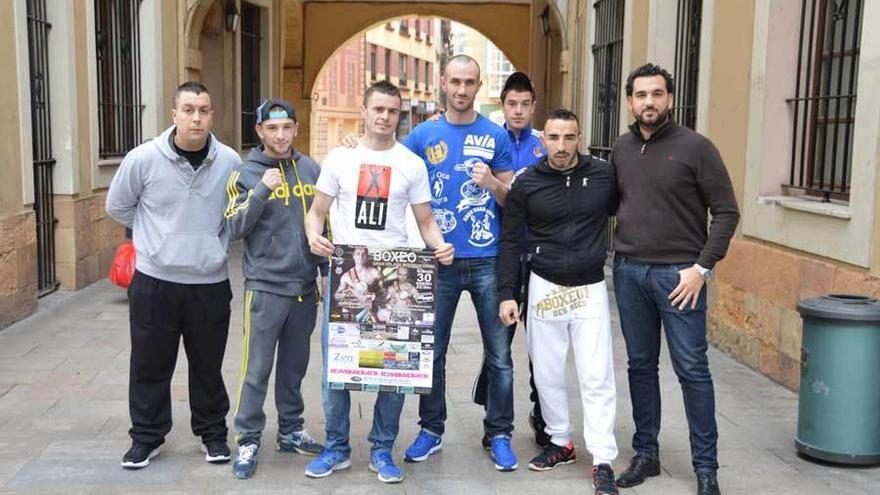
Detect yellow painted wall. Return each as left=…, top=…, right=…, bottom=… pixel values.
left=704, top=0, right=754, bottom=209
left=0, top=0, right=25, bottom=215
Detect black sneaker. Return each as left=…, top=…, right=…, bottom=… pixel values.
left=615, top=454, right=660, bottom=487
left=697, top=472, right=721, bottom=495
left=202, top=440, right=231, bottom=463
left=528, top=442, right=576, bottom=471
left=121, top=442, right=160, bottom=469
left=528, top=410, right=551, bottom=448
left=592, top=464, right=619, bottom=495
left=481, top=434, right=491, bottom=451
left=232, top=443, right=259, bottom=480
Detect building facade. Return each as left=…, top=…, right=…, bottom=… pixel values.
left=1, top=0, right=283, bottom=328
left=310, top=16, right=441, bottom=162
left=552, top=0, right=880, bottom=391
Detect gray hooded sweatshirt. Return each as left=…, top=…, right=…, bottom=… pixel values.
left=105, top=126, right=242, bottom=284
left=225, top=146, right=327, bottom=297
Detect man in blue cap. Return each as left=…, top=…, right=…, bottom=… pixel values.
left=225, top=98, right=326, bottom=479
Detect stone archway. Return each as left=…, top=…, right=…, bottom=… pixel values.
left=280, top=0, right=534, bottom=153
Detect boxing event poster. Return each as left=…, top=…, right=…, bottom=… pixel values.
left=326, top=245, right=437, bottom=394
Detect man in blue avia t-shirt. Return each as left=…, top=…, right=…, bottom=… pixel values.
left=402, top=54, right=518, bottom=471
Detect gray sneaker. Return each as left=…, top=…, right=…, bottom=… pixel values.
left=277, top=429, right=323, bottom=456
left=232, top=443, right=259, bottom=480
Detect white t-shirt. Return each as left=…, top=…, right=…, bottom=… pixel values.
left=317, top=142, right=432, bottom=248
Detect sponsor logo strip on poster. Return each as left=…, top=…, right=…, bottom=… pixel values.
left=327, top=244, right=437, bottom=394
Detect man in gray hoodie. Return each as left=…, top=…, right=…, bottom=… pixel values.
left=106, top=81, right=242, bottom=470
left=224, top=99, right=327, bottom=480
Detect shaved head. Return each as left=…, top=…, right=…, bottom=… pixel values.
left=444, top=54, right=481, bottom=80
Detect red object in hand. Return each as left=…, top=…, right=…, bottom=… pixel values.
left=109, top=240, right=136, bottom=289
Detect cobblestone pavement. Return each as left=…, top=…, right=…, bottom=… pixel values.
left=0, top=243, right=877, bottom=494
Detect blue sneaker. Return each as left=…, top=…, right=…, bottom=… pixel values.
left=369, top=451, right=404, bottom=483
left=490, top=435, right=518, bottom=471
left=304, top=450, right=352, bottom=478
left=404, top=430, right=442, bottom=462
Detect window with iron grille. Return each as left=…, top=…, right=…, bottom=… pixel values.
left=28, top=0, right=59, bottom=295
left=399, top=19, right=409, bottom=35
left=588, top=0, right=624, bottom=160
left=399, top=54, right=408, bottom=86
left=240, top=2, right=262, bottom=149
left=787, top=0, right=863, bottom=201
left=673, top=0, right=702, bottom=130
left=94, top=0, right=143, bottom=158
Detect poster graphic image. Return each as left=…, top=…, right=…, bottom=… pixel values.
left=327, top=245, right=437, bottom=394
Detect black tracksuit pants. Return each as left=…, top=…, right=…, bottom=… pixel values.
left=127, top=270, right=232, bottom=447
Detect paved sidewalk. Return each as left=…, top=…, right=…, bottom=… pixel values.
left=0, top=243, right=878, bottom=494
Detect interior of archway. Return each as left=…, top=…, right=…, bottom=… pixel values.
left=282, top=1, right=535, bottom=154
left=308, top=16, right=523, bottom=161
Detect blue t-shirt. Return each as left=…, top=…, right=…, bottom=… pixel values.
left=404, top=114, right=514, bottom=258
left=506, top=123, right=546, bottom=172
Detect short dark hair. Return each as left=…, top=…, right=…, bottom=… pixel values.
left=363, top=80, right=402, bottom=107
left=546, top=108, right=580, bottom=130
left=625, top=63, right=674, bottom=96
left=500, top=72, right=535, bottom=103
left=444, top=54, right=481, bottom=80
left=173, top=81, right=210, bottom=108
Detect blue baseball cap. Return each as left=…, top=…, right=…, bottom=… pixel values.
left=256, top=98, right=296, bottom=124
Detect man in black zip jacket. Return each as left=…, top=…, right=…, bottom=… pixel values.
left=611, top=64, right=738, bottom=495
left=497, top=110, right=619, bottom=495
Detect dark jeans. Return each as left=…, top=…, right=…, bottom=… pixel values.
left=419, top=257, right=514, bottom=437
left=473, top=256, right=541, bottom=419
left=127, top=271, right=232, bottom=447
left=613, top=256, right=719, bottom=474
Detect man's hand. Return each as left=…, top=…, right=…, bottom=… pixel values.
left=499, top=299, right=519, bottom=327
left=472, top=162, right=496, bottom=190
left=668, top=265, right=705, bottom=310
left=433, top=242, right=454, bottom=265
left=262, top=169, right=282, bottom=189
left=339, top=133, right=360, bottom=148
left=308, top=233, right=334, bottom=257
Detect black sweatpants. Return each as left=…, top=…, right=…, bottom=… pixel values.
left=127, top=270, right=232, bottom=447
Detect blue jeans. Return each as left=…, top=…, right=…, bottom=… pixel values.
left=613, top=256, right=719, bottom=474
left=419, top=257, right=514, bottom=437
left=320, top=289, right=404, bottom=456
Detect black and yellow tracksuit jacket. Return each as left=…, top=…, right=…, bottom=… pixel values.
left=224, top=147, right=328, bottom=297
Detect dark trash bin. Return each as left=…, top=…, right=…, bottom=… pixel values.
left=795, top=294, right=880, bottom=465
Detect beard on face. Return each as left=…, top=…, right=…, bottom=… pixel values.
left=635, top=105, right=670, bottom=129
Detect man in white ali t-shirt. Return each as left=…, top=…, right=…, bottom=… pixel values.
left=304, top=80, right=454, bottom=485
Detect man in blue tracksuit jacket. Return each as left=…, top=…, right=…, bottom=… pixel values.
left=472, top=72, right=549, bottom=449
